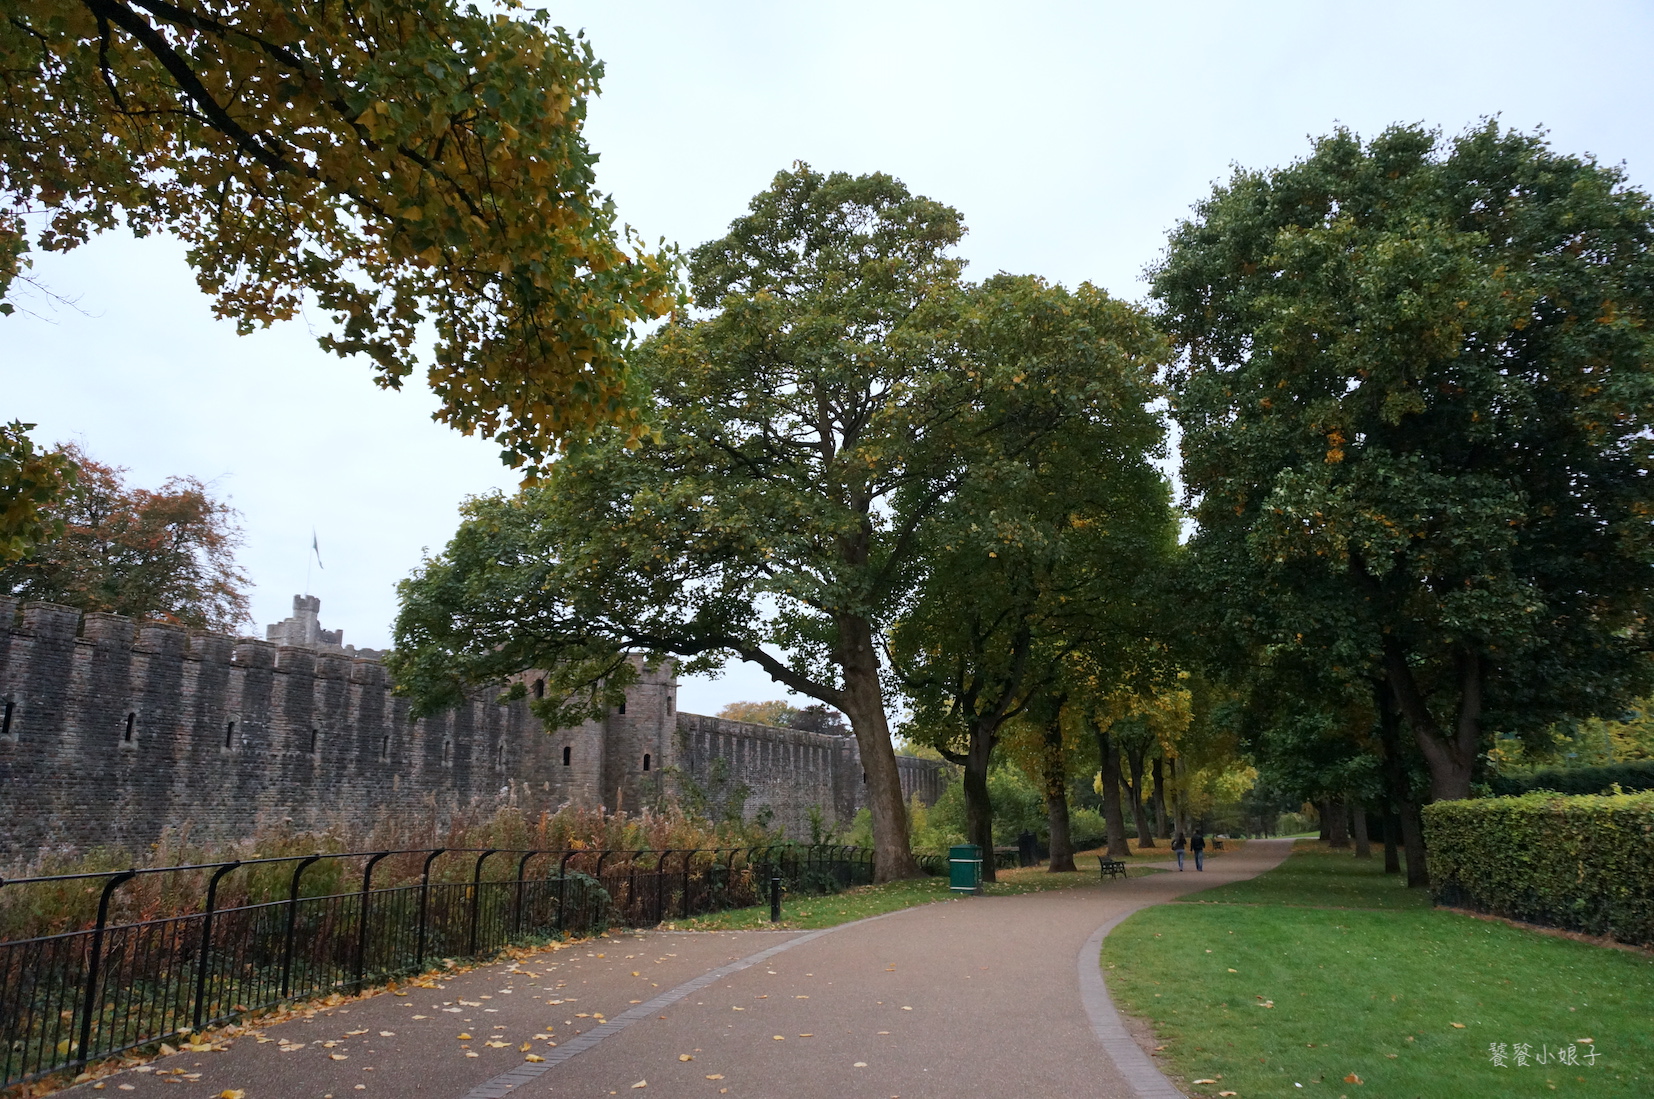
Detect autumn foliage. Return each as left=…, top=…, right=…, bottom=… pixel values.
left=1, top=1, right=677, bottom=468
left=0, top=446, right=251, bottom=632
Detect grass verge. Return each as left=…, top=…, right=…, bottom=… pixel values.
left=665, top=848, right=1166, bottom=931
left=1103, top=841, right=1653, bottom=1099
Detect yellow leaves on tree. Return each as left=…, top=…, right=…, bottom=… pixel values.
left=1, top=1, right=677, bottom=472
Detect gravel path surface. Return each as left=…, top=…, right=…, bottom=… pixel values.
left=65, top=840, right=1292, bottom=1099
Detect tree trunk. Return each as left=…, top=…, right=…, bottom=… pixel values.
left=1375, top=678, right=1429, bottom=888
left=1382, top=807, right=1401, bottom=874
left=837, top=616, right=919, bottom=881
left=1126, top=742, right=1154, bottom=848
left=1384, top=638, right=1481, bottom=802
left=1317, top=801, right=1329, bottom=841
left=1398, top=797, right=1428, bottom=889
left=958, top=724, right=997, bottom=883
left=1326, top=798, right=1349, bottom=848
left=1093, top=723, right=1130, bottom=858
left=1351, top=796, right=1371, bottom=858
left=1040, top=710, right=1076, bottom=872
left=1169, top=756, right=1190, bottom=839
left=1151, top=756, right=1170, bottom=838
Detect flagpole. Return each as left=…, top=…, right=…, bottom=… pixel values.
left=307, top=529, right=323, bottom=596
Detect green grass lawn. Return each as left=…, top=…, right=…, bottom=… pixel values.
left=665, top=849, right=1165, bottom=931
left=1103, top=841, right=1654, bottom=1098
left=1177, top=841, right=1428, bottom=910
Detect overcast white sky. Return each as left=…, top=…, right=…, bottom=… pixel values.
left=5, top=0, right=1652, bottom=715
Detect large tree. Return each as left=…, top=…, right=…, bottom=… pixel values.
left=2, top=1, right=674, bottom=467
left=0, top=446, right=250, bottom=631
left=1158, top=122, right=1654, bottom=803
left=392, top=166, right=996, bottom=880
left=891, top=273, right=1173, bottom=878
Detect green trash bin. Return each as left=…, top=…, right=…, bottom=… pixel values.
left=948, top=843, right=983, bottom=894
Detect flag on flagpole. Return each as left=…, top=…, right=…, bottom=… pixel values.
left=312, top=530, right=324, bottom=570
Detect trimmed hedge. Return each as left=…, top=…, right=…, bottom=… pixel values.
left=1423, top=792, right=1654, bottom=948
left=1488, top=758, right=1654, bottom=796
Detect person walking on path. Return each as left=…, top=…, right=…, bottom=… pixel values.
left=1172, top=832, right=1187, bottom=870
left=1192, top=829, right=1206, bottom=871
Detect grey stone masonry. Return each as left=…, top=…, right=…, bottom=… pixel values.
left=0, top=597, right=948, bottom=866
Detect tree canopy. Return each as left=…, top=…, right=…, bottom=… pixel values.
left=0, top=421, right=77, bottom=565
left=2, top=0, right=675, bottom=468
left=0, top=445, right=251, bottom=631
left=891, top=273, right=1176, bottom=875
left=392, top=165, right=983, bottom=879
left=1159, top=122, right=1654, bottom=802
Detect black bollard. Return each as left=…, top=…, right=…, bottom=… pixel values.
left=770, top=874, right=781, bottom=922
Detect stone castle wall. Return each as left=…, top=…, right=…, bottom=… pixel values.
left=0, top=599, right=946, bottom=867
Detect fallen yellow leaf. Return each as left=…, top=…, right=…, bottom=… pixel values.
left=220, top=1092, right=246, bottom=1099
left=520, top=1042, right=532, bottom=1052
left=705, top=1074, right=724, bottom=1080
left=772, top=1035, right=784, bottom=1041
left=1344, top=1072, right=1364, bottom=1084
left=525, top=1054, right=545, bottom=1063
left=457, top=1033, right=472, bottom=1040
left=1195, top=1080, right=1217, bottom=1086
left=678, top=1054, right=693, bottom=1062
left=1450, top=1023, right=1466, bottom=1029
left=329, top=1053, right=348, bottom=1061
left=631, top=1081, right=646, bottom=1089
left=798, top=1033, right=813, bottom=1038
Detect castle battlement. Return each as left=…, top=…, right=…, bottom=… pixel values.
left=0, top=596, right=944, bottom=866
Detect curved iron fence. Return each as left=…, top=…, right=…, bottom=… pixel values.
left=0, top=843, right=871, bottom=1088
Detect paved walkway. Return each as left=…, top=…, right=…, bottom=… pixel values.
left=70, top=840, right=1292, bottom=1099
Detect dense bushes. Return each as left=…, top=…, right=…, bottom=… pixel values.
left=0, top=802, right=771, bottom=940
left=1488, top=759, right=1654, bottom=796
left=1423, top=792, right=1654, bottom=948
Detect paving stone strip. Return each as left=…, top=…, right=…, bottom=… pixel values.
left=64, top=841, right=1291, bottom=1099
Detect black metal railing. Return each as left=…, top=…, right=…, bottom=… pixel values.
left=0, top=843, right=871, bottom=1088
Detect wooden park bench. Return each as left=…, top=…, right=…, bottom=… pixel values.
left=1097, top=857, right=1128, bottom=881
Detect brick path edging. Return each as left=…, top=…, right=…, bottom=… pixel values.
left=1078, top=911, right=1186, bottom=1098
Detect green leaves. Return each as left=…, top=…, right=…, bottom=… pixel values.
left=1424, top=792, right=1654, bottom=946
left=0, top=444, right=250, bottom=631
left=1159, top=122, right=1654, bottom=795
left=0, top=422, right=77, bottom=566
left=2, top=1, right=677, bottom=471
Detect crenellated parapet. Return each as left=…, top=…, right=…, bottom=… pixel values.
left=0, top=599, right=595, bottom=864
left=0, top=597, right=948, bottom=866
